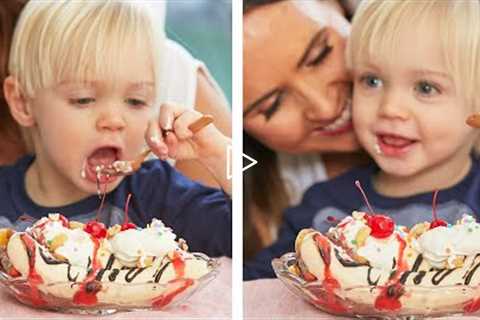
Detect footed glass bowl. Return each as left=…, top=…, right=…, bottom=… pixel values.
left=272, top=252, right=480, bottom=320
left=0, top=253, right=219, bottom=315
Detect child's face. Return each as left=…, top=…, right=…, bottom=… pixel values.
left=28, top=44, right=156, bottom=201
left=352, top=20, right=477, bottom=182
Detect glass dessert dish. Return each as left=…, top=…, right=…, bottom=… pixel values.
left=0, top=253, right=219, bottom=315
left=273, top=252, right=480, bottom=320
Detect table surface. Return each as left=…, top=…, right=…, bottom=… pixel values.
left=0, top=257, right=231, bottom=319
left=243, top=278, right=480, bottom=320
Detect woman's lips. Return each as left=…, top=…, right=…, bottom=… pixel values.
left=312, top=101, right=353, bottom=137
left=313, top=121, right=353, bottom=137
left=376, top=133, right=418, bottom=157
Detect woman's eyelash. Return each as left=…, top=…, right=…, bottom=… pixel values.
left=306, top=45, right=333, bottom=66
left=264, top=91, right=284, bottom=120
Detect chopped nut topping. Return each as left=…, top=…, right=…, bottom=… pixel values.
left=49, top=233, right=68, bottom=251
left=355, top=226, right=371, bottom=247
left=0, top=229, right=13, bottom=248
left=69, top=221, right=85, bottom=230
left=107, top=225, right=122, bottom=238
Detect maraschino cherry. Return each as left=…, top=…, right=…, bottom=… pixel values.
left=430, top=190, right=447, bottom=229
left=355, top=180, right=395, bottom=239
left=84, top=221, right=107, bottom=238
left=84, top=179, right=108, bottom=239
left=121, top=193, right=136, bottom=231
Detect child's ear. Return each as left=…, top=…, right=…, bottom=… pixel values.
left=3, top=76, right=35, bottom=127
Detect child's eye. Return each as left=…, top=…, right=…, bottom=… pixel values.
left=69, top=97, right=95, bottom=106
left=414, top=81, right=440, bottom=96
left=125, top=98, right=147, bottom=108
left=359, top=74, right=383, bottom=88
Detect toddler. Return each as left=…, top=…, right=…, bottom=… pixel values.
left=1, top=1, right=231, bottom=257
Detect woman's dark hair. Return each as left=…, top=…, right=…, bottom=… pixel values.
left=243, top=133, right=290, bottom=260
left=243, top=0, right=291, bottom=260
left=0, top=0, right=27, bottom=164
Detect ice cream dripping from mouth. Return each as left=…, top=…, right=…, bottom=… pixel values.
left=80, top=147, right=120, bottom=186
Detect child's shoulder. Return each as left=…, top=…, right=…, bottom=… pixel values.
left=0, top=155, right=32, bottom=182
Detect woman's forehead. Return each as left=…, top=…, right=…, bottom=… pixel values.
left=293, top=0, right=350, bottom=37
left=244, top=1, right=349, bottom=40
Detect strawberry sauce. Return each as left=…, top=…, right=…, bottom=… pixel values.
left=313, top=234, right=346, bottom=313
left=464, top=298, right=480, bottom=313
left=73, top=236, right=102, bottom=305
left=374, top=235, right=407, bottom=311
left=152, top=253, right=192, bottom=308
left=171, top=251, right=185, bottom=278
left=19, top=234, right=46, bottom=306
left=152, top=278, right=194, bottom=308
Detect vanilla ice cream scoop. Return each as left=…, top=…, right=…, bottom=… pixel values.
left=109, top=219, right=179, bottom=266
left=415, top=214, right=480, bottom=268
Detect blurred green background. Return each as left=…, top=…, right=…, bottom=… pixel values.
left=165, top=0, right=232, bottom=105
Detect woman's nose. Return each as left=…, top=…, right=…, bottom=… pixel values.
left=95, top=106, right=126, bottom=132
left=291, top=79, right=340, bottom=122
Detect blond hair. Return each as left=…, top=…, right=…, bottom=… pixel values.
left=9, top=0, right=165, bottom=100
left=8, top=0, right=165, bottom=152
left=346, top=0, right=480, bottom=152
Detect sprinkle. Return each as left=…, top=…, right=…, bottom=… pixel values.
left=351, top=240, right=357, bottom=245
left=469, top=228, right=473, bottom=232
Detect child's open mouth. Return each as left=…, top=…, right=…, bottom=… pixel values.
left=81, top=147, right=121, bottom=184
left=376, top=133, right=418, bottom=157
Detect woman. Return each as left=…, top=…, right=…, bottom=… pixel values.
left=0, top=0, right=231, bottom=188
left=243, top=0, right=369, bottom=259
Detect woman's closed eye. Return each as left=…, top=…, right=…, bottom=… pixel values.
left=298, top=28, right=333, bottom=68
left=305, top=44, right=333, bottom=67
left=262, top=90, right=285, bottom=120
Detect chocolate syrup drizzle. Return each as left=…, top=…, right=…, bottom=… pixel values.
left=330, top=249, right=480, bottom=287
left=38, top=248, right=181, bottom=284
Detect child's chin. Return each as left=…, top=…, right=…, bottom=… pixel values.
left=80, top=177, right=123, bottom=195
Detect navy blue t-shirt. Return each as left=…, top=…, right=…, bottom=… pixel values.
left=0, top=156, right=231, bottom=257
left=244, top=159, right=480, bottom=280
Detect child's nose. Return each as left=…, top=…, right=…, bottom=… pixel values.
left=378, top=89, right=410, bottom=120
left=96, top=109, right=126, bottom=132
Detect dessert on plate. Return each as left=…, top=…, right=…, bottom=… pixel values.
left=0, top=212, right=217, bottom=313
left=274, top=185, right=480, bottom=318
